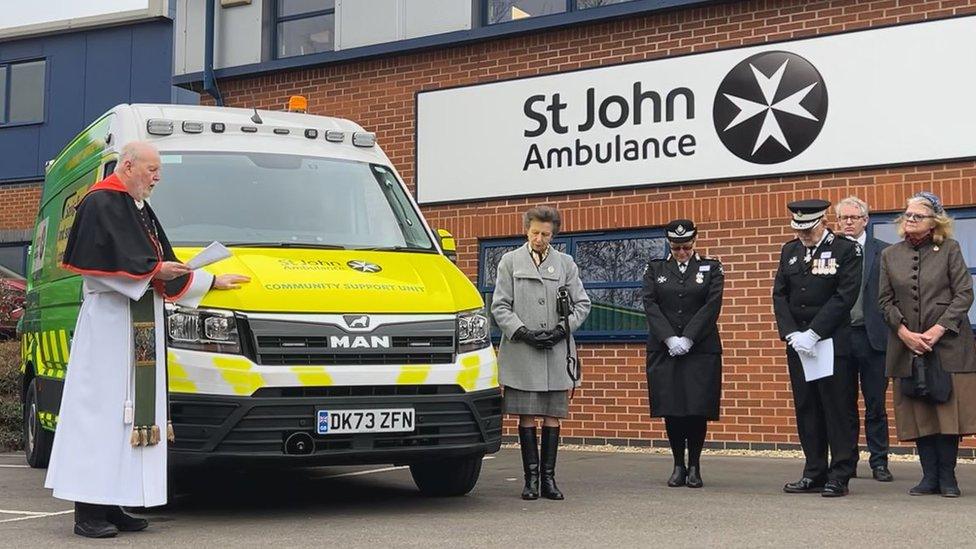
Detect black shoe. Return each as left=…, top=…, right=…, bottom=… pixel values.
left=518, top=426, right=540, bottom=501
left=686, top=465, right=703, bottom=488
left=872, top=466, right=894, bottom=482
left=106, top=507, right=149, bottom=532
left=783, top=477, right=824, bottom=493
left=74, top=520, right=119, bottom=538
left=910, top=436, right=940, bottom=496
left=540, top=426, right=564, bottom=500
left=936, top=435, right=961, bottom=499
left=667, top=465, right=687, bottom=487
left=821, top=480, right=849, bottom=498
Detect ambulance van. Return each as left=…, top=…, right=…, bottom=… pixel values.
left=20, top=102, right=501, bottom=496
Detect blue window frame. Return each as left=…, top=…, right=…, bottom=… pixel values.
left=868, top=208, right=976, bottom=329
left=274, top=0, right=336, bottom=59
left=0, top=59, right=46, bottom=126
left=479, top=228, right=667, bottom=341
left=0, top=242, right=29, bottom=278
left=484, top=0, right=638, bottom=25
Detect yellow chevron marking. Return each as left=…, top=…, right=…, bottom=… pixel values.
left=289, top=366, right=334, bottom=387
left=213, top=356, right=264, bottom=395
left=40, top=331, right=50, bottom=363
left=47, top=331, right=60, bottom=363
left=58, top=330, right=70, bottom=361
left=457, top=355, right=481, bottom=392
left=396, top=365, right=431, bottom=385
left=167, top=352, right=197, bottom=394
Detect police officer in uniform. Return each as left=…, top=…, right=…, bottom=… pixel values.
left=773, top=199, right=862, bottom=497
left=643, top=219, right=724, bottom=488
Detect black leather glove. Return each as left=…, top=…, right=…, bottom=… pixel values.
left=549, top=325, right=567, bottom=345
left=512, top=326, right=529, bottom=342
left=528, top=329, right=556, bottom=350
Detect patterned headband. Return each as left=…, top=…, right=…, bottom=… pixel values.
left=912, top=191, right=944, bottom=214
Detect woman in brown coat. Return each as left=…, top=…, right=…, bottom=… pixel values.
left=878, top=191, right=976, bottom=498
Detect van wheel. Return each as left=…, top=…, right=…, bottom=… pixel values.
left=24, top=379, right=53, bottom=468
left=409, top=454, right=483, bottom=497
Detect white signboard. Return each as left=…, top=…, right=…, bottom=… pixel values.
left=2, top=0, right=152, bottom=30
left=416, top=16, right=976, bottom=204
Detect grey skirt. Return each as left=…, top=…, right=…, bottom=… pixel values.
left=503, top=387, right=569, bottom=418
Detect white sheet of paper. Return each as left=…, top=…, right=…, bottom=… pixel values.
left=185, top=241, right=232, bottom=270
left=799, top=338, right=834, bottom=382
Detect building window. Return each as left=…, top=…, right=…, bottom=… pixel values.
left=276, top=0, right=335, bottom=59
left=485, top=0, right=636, bottom=24
left=479, top=229, right=666, bottom=341
left=869, top=208, right=976, bottom=329
left=0, top=242, right=29, bottom=277
left=0, top=59, right=46, bottom=125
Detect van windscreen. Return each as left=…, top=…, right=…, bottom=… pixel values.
left=149, top=152, right=434, bottom=251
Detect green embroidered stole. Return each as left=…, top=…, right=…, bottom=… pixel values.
left=131, top=292, right=163, bottom=446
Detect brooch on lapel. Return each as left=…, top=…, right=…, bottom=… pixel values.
left=657, top=276, right=667, bottom=284
left=695, top=272, right=704, bottom=284
left=789, top=256, right=798, bottom=265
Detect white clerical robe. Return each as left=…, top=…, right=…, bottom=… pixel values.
left=44, top=269, right=213, bottom=507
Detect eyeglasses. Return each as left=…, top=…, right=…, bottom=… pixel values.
left=671, top=244, right=694, bottom=251
left=903, top=212, right=935, bottom=221
left=838, top=215, right=866, bottom=222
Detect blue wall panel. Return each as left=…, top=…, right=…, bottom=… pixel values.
left=0, top=20, right=175, bottom=184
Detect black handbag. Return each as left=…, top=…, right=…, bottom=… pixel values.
left=900, top=352, right=952, bottom=404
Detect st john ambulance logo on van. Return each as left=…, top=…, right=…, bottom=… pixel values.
left=713, top=51, right=828, bottom=164
left=347, top=260, right=382, bottom=273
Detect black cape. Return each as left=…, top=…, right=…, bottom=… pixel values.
left=61, top=173, right=191, bottom=298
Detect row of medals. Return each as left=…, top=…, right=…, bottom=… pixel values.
left=809, top=257, right=837, bottom=275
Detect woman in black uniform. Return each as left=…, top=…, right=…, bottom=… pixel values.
left=642, top=219, right=725, bottom=488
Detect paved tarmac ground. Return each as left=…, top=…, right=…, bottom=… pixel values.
left=1, top=449, right=974, bottom=548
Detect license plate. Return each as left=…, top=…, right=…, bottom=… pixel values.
left=316, top=408, right=415, bottom=435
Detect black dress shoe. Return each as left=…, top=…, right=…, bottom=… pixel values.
left=783, top=477, right=824, bottom=493
left=872, top=466, right=894, bottom=482
left=106, top=507, right=149, bottom=532
left=821, top=480, right=849, bottom=498
left=686, top=465, right=703, bottom=488
left=74, top=520, right=119, bottom=538
left=941, top=485, right=962, bottom=498
left=667, top=465, right=687, bottom=487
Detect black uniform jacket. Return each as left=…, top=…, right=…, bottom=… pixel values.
left=772, top=229, right=862, bottom=356
left=642, top=252, right=724, bottom=354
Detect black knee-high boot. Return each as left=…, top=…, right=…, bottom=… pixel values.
left=518, top=426, right=540, bottom=500
left=540, top=426, right=564, bottom=500
left=909, top=435, right=940, bottom=496
left=936, top=434, right=961, bottom=498
left=74, top=502, right=118, bottom=538
left=665, top=417, right=687, bottom=487
left=685, top=417, right=707, bottom=489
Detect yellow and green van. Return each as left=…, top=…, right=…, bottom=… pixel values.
left=20, top=102, right=500, bottom=496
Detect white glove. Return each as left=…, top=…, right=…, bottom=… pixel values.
left=665, top=336, right=686, bottom=356
left=677, top=337, right=693, bottom=354
left=790, top=329, right=821, bottom=357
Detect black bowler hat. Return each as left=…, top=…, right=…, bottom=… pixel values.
left=788, top=199, right=830, bottom=230
left=666, top=219, right=696, bottom=243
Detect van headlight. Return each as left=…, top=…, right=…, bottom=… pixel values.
left=165, top=305, right=242, bottom=354
left=457, top=309, right=490, bottom=353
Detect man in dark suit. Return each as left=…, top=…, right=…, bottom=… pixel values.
left=835, top=197, right=892, bottom=482
left=773, top=199, right=863, bottom=497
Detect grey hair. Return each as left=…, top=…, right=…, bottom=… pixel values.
left=522, top=206, right=561, bottom=234
left=835, top=196, right=869, bottom=217
left=115, top=141, right=156, bottom=172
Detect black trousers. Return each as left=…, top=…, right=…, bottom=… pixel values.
left=787, top=350, right=858, bottom=483
left=849, top=327, right=890, bottom=469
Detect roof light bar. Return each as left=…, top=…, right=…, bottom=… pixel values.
left=273, top=128, right=290, bottom=135
left=325, top=130, right=344, bottom=143
left=304, top=129, right=318, bottom=139
left=352, top=132, right=376, bottom=147
left=147, top=119, right=174, bottom=136
left=212, top=122, right=225, bottom=133
left=241, top=126, right=258, bottom=133
left=182, top=121, right=204, bottom=133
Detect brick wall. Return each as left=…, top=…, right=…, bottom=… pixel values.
left=0, top=183, right=42, bottom=232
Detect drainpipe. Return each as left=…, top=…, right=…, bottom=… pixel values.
left=203, top=0, right=224, bottom=106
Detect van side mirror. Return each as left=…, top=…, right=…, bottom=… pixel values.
left=436, top=229, right=458, bottom=264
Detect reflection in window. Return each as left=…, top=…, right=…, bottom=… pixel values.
left=486, top=0, right=567, bottom=24
left=0, top=59, right=45, bottom=125
left=0, top=243, right=29, bottom=277
left=480, top=230, right=665, bottom=340
left=577, top=0, right=636, bottom=8
left=276, top=1, right=335, bottom=58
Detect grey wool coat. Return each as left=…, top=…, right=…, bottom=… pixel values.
left=491, top=243, right=591, bottom=391
left=878, top=238, right=976, bottom=378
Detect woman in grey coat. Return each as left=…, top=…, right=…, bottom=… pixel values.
left=491, top=206, right=591, bottom=501
left=878, top=192, right=976, bottom=497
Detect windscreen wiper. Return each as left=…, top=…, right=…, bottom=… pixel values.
left=348, top=246, right=434, bottom=253
left=225, top=242, right=347, bottom=249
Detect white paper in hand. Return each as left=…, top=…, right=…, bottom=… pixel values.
left=185, top=241, right=232, bottom=270
left=799, top=338, right=834, bottom=382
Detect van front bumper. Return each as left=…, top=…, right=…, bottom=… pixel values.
left=169, top=386, right=502, bottom=467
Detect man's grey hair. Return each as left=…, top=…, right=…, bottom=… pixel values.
left=835, top=196, right=869, bottom=217
left=115, top=141, right=157, bottom=172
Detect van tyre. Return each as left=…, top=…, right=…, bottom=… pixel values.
left=409, top=454, right=484, bottom=497
left=24, top=378, right=53, bottom=468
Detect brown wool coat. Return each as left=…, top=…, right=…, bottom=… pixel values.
left=878, top=238, right=976, bottom=378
